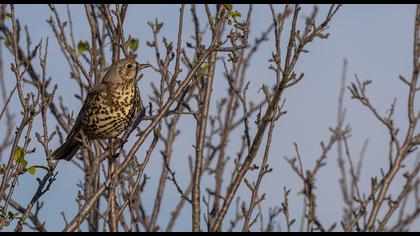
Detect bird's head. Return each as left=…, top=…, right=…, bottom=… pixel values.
left=103, top=58, right=151, bottom=84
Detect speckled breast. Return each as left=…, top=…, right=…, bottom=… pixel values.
left=83, top=83, right=139, bottom=139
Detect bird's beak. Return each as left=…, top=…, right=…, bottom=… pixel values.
left=137, top=63, right=151, bottom=70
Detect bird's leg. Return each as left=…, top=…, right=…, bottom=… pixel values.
left=109, top=137, right=126, bottom=159
left=108, top=139, right=118, bottom=159
left=114, top=137, right=128, bottom=149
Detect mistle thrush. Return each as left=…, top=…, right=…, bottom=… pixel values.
left=52, top=58, right=151, bottom=161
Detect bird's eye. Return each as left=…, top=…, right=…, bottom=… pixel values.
left=127, top=64, right=133, bottom=68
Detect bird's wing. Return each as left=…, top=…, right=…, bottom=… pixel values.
left=126, top=85, right=145, bottom=136
left=66, top=82, right=107, bottom=140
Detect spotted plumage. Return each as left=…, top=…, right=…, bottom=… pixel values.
left=52, top=58, right=150, bottom=161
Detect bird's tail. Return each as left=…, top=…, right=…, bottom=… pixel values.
left=51, top=137, right=80, bottom=161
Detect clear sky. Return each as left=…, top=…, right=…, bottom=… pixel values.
left=0, top=4, right=419, bottom=231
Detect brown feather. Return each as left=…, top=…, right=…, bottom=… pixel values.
left=51, top=134, right=80, bottom=161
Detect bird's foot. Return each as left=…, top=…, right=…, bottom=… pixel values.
left=114, top=137, right=127, bottom=148
left=108, top=137, right=126, bottom=159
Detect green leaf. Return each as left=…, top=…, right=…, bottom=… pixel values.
left=224, top=4, right=242, bottom=27
left=0, top=208, right=6, bottom=220
left=199, top=63, right=212, bottom=74
left=4, top=38, right=10, bottom=47
left=21, top=160, right=27, bottom=169
left=77, top=41, right=89, bottom=53
left=13, top=146, right=27, bottom=169
left=13, top=146, right=24, bottom=160
left=7, top=211, right=19, bottom=220
left=232, top=11, right=241, bottom=19
left=129, top=38, right=139, bottom=52
left=223, top=4, right=233, bottom=12
left=27, top=166, right=36, bottom=175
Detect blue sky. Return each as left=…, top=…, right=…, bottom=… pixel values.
left=0, top=4, right=419, bottom=231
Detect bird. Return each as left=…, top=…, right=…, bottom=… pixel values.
left=51, top=58, right=151, bottom=161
